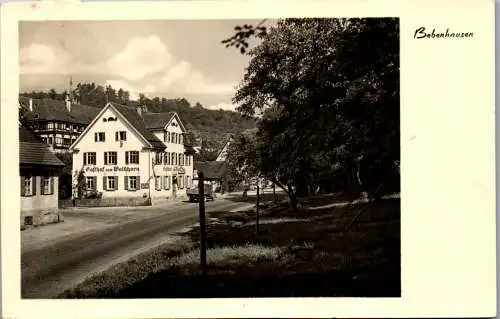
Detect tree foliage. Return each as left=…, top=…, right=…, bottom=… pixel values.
left=231, top=18, right=400, bottom=208
left=221, top=19, right=268, bottom=55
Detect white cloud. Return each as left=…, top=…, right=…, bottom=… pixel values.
left=20, top=35, right=237, bottom=98
left=20, top=43, right=72, bottom=74
left=106, top=36, right=175, bottom=82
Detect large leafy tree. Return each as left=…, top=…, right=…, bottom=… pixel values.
left=232, top=18, right=400, bottom=206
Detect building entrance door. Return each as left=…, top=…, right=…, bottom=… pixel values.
left=172, top=175, right=178, bottom=199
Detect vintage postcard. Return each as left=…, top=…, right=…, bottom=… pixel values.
left=0, top=0, right=495, bottom=318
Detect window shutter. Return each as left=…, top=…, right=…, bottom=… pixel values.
left=94, top=133, right=97, bottom=142
left=124, top=176, right=128, bottom=190
left=137, top=176, right=140, bottom=189
left=83, top=153, right=87, bottom=165
left=50, top=176, right=54, bottom=194
left=103, top=133, right=105, bottom=142
left=103, top=177, right=107, bottom=191
left=20, top=176, right=25, bottom=195
left=115, top=132, right=118, bottom=141
left=104, top=153, right=108, bottom=165
left=115, top=176, right=118, bottom=191
left=125, top=152, right=129, bottom=165
left=93, top=177, right=97, bottom=191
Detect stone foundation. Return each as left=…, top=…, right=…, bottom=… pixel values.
left=73, top=197, right=152, bottom=207
left=21, top=208, right=63, bottom=229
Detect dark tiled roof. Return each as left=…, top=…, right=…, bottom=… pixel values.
left=194, top=161, right=227, bottom=180
left=19, top=125, right=43, bottom=143
left=109, top=102, right=166, bottom=151
left=19, top=97, right=101, bottom=125
left=142, top=112, right=175, bottom=129
left=19, top=126, right=65, bottom=167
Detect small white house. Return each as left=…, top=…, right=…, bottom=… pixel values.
left=20, top=126, right=65, bottom=228
left=69, top=102, right=195, bottom=206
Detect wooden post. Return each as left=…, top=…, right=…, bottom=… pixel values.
left=273, top=183, right=276, bottom=203
left=198, top=171, right=207, bottom=273
left=256, top=184, right=260, bottom=234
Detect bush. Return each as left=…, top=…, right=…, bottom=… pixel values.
left=84, top=190, right=102, bottom=199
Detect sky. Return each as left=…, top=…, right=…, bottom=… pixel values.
left=19, top=20, right=267, bottom=111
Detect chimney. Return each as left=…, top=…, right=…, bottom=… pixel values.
left=29, top=98, right=33, bottom=112
left=65, top=93, right=71, bottom=112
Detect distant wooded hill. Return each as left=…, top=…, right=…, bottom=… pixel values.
left=20, top=82, right=256, bottom=160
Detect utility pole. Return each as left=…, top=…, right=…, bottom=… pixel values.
left=256, top=182, right=260, bottom=235
left=198, top=171, right=207, bottom=273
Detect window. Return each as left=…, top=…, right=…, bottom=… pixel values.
left=179, top=134, right=183, bottom=145
left=63, top=138, right=71, bottom=146
left=41, top=176, right=53, bottom=195
left=104, top=152, right=117, bottom=165
left=41, top=137, right=47, bottom=143
left=125, top=151, right=139, bottom=164
left=178, top=154, right=182, bottom=166
left=164, top=152, right=170, bottom=165
left=104, top=176, right=117, bottom=191
left=163, top=176, right=170, bottom=190
left=24, top=216, right=33, bottom=226
left=55, top=137, right=63, bottom=145
left=21, top=175, right=34, bottom=196
left=174, top=133, right=178, bottom=144
left=153, top=152, right=162, bottom=165
left=95, top=132, right=105, bottom=142
left=47, top=122, right=54, bottom=129
left=86, top=176, right=96, bottom=190
left=65, top=123, right=71, bottom=130
left=84, top=152, right=97, bottom=165
left=155, top=176, right=162, bottom=190
left=115, top=131, right=127, bottom=141
left=48, top=137, right=53, bottom=145
left=164, top=131, right=170, bottom=142
left=128, top=176, right=138, bottom=190
left=172, top=153, right=176, bottom=165
left=179, top=175, right=184, bottom=189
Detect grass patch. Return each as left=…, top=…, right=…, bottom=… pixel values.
left=61, top=196, right=400, bottom=298
left=59, top=237, right=195, bottom=298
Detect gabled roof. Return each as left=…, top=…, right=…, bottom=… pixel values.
left=70, top=102, right=166, bottom=151
left=194, top=161, right=227, bottom=180
left=142, top=112, right=175, bottom=130
left=109, top=103, right=166, bottom=150
left=142, top=111, right=187, bottom=133
left=19, top=126, right=65, bottom=167
left=19, top=96, right=101, bottom=125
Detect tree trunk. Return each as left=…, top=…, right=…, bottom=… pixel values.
left=287, top=184, right=299, bottom=214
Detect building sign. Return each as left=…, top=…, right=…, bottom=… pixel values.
left=141, top=183, right=149, bottom=189
left=162, top=166, right=185, bottom=174
left=85, top=166, right=140, bottom=173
